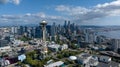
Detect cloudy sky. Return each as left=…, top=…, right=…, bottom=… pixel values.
left=0, top=0, right=120, bottom=26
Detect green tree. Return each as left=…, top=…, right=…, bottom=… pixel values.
left=17, top=61, right=22, bottom=66
left=22, top=64, right=27, bottom=67
left=71, top=44, right=77, bottom=49
left=63, top=52, right=69, bottom=57
left=57, top=54, right=63, bottom=59
left=37, top=62, right=43, bottom=67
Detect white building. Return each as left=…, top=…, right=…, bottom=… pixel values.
left=77, top=53, right=99, bottom=67
left=60, top=44, right=68, bottom=51
left=48, top=44, right=60, bottom=52
left=69, top=56, right=77, bottom=61
left=18, top=54, right=26, bottom=62
left=44, top=61, right=64, bottom=67
left=98, top=56, right=111, bottom=63
left=12, top=39, right=24, bottom=46
left=77, top=53, right=92, bottom=64
left=0, top=46, right=11, bottom=52
left=11, top=27, right=18, bottom=34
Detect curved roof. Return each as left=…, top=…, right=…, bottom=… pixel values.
left=69, top=56, right=77, bottom=60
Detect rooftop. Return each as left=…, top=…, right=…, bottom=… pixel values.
left=97, top=61, right=120, bottom=67
left=45, top=61, right=64, bottom=67
left=48, top=44, right=60, bottom=48
left=77, top=53, right=92, bottom=60
left=100, top=51, right=120, bottom=58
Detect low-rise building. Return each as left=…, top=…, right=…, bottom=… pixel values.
left=98, top=56, right=111, bottom=63
left=69, top=56, right=77, bottom=61
left=97, top=61, right=120, bottom=67
left=18, top=54, right=26, bottom=62
left=0, top=46, right=11, bottom=52
left=12, top=39, right=24, bottom=46
left=77, top=53, right=92, bottom=64
left=44, top=61, right=64, bottom=67
left=48, top=44, right=60, bottom=52
left=0, top=58, right=10, bottom=67
left=60, top=44, right=68, bottom=51
left=77, top=53, right=99, bottom=67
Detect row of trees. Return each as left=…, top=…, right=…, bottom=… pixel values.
left=57, top=50, right=82, bottom=59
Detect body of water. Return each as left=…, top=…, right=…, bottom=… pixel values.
left=97, top=30, right=120, bottom=39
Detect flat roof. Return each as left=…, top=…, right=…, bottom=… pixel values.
left=100, top=51, right=120, bottom=58
left=48, top=44, right=60, bottom=48
left=97, top=61, right=120, bottom=67
left=77, top=53, right=91, bottom=59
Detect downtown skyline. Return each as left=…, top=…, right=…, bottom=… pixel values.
left=0, top=0, right=120, bottom=26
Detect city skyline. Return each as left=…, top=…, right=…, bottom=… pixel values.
left=0, top=0, right=120, bottom=67
left=0, top=0, right=120, bottom=26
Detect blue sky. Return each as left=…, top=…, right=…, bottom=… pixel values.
left=0, top=0, right=113, bottom=14
left=0, top=0, right=120, bottom=26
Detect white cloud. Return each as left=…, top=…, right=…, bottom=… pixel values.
left=0, top=12, right=67, bottom=25
left=12, top=0, right=20, bottom=5
left=33, top=12, right=46, bottom=18
left=0, top=0, right=21, bottom=5
left=95, top=0, right=120, bottom=16
left=55, top=0, right=120, bottom=23
left=25, top=13, right=32, bottom=17
left=55, top=5, right=70, bottom=12
left=1, top=0, right=120, bottom=25
left=96, top=0, right=120, bottom=8
left=55, top=5, right=90, bottom=15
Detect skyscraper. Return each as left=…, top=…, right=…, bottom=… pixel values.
left=111, top=39, right=120, bottom=53
left=64, top=20, right=67, bottom=29
left=51, top=22, right=56, bottom=41
left=17, top=26, right=24, bottom=35
left=11, top=26, right=18, bottom=34
left=84, top=29, right=95, bottom=43
left=68, top=21, right=71, bottom=29
left=35, top=26, right=42, bottom=38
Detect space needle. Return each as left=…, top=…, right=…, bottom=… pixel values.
left=40, top=20, right=47, bottom=42
left=40, top=20, right=48, bottom=54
